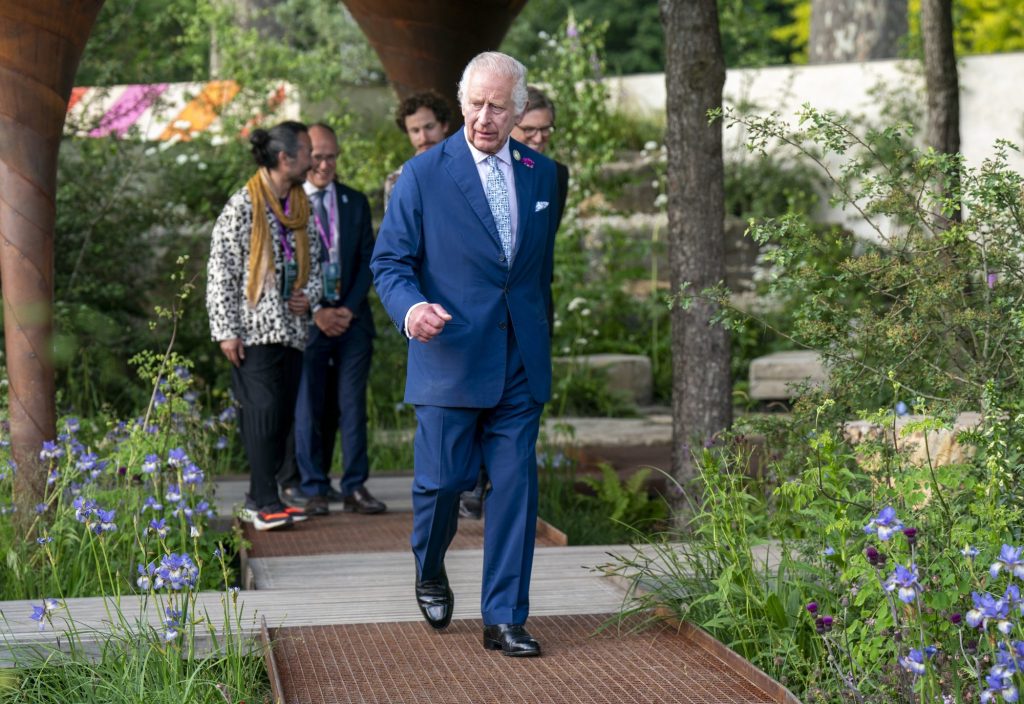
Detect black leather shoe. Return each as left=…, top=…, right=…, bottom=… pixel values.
left=415, top=565, right=453, bottom=629
left=458, top=492, right=482, bottom=520
left=343, top=486, right=386, bottom=514
left=483, top=624, right=541, bottom=657
left=325, top=487, right=346, bottom=503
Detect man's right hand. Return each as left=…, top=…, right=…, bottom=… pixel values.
left=407, top=303, right=453, bottom=343
left=219, top=338, right=245, bottom=367
left=315, top=307, right=352, bottom=337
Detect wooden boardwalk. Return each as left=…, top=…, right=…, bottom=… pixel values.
left=0, top=475, right=799, bottom=703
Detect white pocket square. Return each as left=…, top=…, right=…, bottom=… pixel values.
left=535, top=201, right=549, bottom=212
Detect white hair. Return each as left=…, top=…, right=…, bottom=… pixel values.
left=457, top=52, right=529, bottom=115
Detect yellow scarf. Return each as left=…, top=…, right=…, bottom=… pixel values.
left=244, top=168, right=311, bottom=307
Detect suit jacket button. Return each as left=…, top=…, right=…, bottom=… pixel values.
left=498, top=254, right=507, bottom=263
left=498, top=322, right=507, bottom=331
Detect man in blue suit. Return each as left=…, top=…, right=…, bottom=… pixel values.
left=292, top=123, right=386, bottom=516
left=371, top=52, right=559, bottom=657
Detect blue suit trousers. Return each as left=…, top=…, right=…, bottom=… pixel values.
left=411, top=331, right=543, bottom=626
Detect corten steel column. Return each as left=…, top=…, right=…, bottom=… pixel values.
left=0, top=1, right=104, bottom=533
left=340, top=0, right=527, bottom=119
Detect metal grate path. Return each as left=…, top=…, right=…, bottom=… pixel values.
left=270, top=614, right=786, bottom=704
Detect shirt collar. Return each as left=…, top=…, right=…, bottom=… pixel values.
left=464, top=128, right=512, bottom=168
left=303, top=180, right=334, bottom=197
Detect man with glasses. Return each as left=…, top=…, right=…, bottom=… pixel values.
left=289, top=123, right=385, bottom=517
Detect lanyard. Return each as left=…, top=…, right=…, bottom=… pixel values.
left=276, top=196, right=294, bottom=262
left=313, top=189, right=338, bottom=254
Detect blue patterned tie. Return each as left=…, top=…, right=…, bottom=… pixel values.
left=311, top=190, right=331, bottom=261
left=484, top=155, right=513, bottom=264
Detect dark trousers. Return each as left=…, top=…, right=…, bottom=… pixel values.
left=294, top=324, right=373, bottom=497
left=231, top=344, right=302, bottom=509
left=411, top=332, right=543, bottom=626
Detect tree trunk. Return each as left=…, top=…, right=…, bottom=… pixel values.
left=0, top=1, right=104, bottom=535
left=921, top=0, right=959, bottom=156
left=808, top=0, right=908, bottom=63
left=659, top=0, right=732, bottom=516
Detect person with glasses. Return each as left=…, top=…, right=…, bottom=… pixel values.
left=285, top=123, right=386, bottom=517
left=512, top=86, right=569, bottom=224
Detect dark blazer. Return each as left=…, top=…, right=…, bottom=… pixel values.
left=321, top=180, right=376, bottom=336
left=555, top=160, right=569, bottom=229
left=371, top=130, right=560, bottom=408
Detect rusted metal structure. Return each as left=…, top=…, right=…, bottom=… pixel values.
left=0, top=1, right=105, bottom=529
left=341, top=0, right=528, bottom=112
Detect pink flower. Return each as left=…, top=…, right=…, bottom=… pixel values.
left=522, top=157, right=534, bottom=168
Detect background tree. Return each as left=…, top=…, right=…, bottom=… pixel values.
left=808, top=0, right=908, bottom=62
left=659, top=0, right=732, bottom=508
left=921, top=0, right=960, bottom=157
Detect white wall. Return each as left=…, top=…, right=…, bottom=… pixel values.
left=606, top=53, right=1024, bottom=238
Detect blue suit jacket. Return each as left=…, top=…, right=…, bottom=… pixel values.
left=371, top=130, right=559, bottom=408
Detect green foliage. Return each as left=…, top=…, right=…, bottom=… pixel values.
left=537, top=448, right=667, bottom=545
left=579, top=464, right=668, bottom=528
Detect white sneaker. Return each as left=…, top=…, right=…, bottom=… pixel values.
left=239, top=506, right=293, bottom=531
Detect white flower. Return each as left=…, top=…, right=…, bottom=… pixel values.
left=581, top=308, right=591, bottom=317
left=197, top=162, right=208, bottom=171
left=654, top=193, right=668, bottom=209
left=144, top=147, right=158, bottom=157
left=567, top=297, right=586, bottom=312
left=644, top=141, right=658, bottom=151
left=175, top=154, right=188, bottom=165
left=172, top=119, right=191, bottom=130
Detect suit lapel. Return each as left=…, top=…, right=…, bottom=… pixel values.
left=510, top=140, right=537, bottom=265
left=442, top=132, right=503, bottom=252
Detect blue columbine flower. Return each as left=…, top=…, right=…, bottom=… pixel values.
left=73, top=496, right=97, bottom=523
left=894, top=401, right=909, bottom=416
left=89, top=508, right=117, bottom=535
left=991, top=544, right=1024, bottom=580
left=141, top=454, right=160, bottom=474
left=181, top=463, right=204, bottom=486
left=967, top=591, right=1011, bottom=631
left=174, top=365, right=191, bottom=380
left=218, top=406, right=237, bottom=423
left=64, top=418, right=80, bottom=434
left=981, top=670, right=1019, bottom=703
left=143, top=495, right=164, bottom=512
left=34, top=503, right=47, bottom=514
left=154, top=553, right=199, bottom=591
left=899, top=648, right=927, bottom=676
left=214, top=435, right=229, bottom=450
left=36, top=536, right=52, bottom=545
left=864, top=506, right=904, bottom=542
left=165, top=484, right=182, bottom=503
left=167, top=448, right=188, bottom=468
left=46, top=468, right=59, bottom=486
left=884, top=563, right=923, bottom=604
left=963, top=545, right=981, bottom=560
left=39, top=441, right=64, bottom=461
left=137, top=562, right=155, bottom=590
left=75, top=452, right=98, bottom=474
left=149, top=518, right=169, bottom=539
left=28, top=598, right=61, bottom=631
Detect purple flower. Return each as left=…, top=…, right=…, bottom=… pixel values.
left=899, top=648, right=927, bottom=677
left=981, top=671, right=1018, bottom=703
left=949, top=612, right=963, bottom=625
left=181, top=463, right=204, bottom=486
left=36, top=536, right=53, bottom=545
left=167, top=448, right=188, bottom=468
left=39, top=440, right=64, bottom=461
left=806, top=601, right=818, bottom=614
left=864, top=506, right=904, bottom=541
left=894, top=401, right=909, bottom=416
left=73, top=496, right=97, bottom=523
left=991, top=544, right=1024, bottom=580
left=34, top=503, right=47, bottom=514
left=141, top=454, right=160, bottom=474
left=967, top=591, right=1011, bottom=631
left=566, top=22, right=578, bottom=38
left=64, top=418, right=80, bottom=434
left=153, top=553, right=199, bottom=591
left=149, top=518, right=169, bottom=539
left=885, top=563, right=923, bottom=604
left=988, top=272, right=998, bottom=290
left=46, top=468, right=59, bottom=486
left=174, top=365, right=191, bottom=380
left=28, top=598, right=61, bottom=631
left=165, top=484, right=182, bottom=503
left=143, top=495, right=164, bottom=512
left=522, top=157, right=534, bottom=168
left=214, top=435, right=229, bottom=450
left=963, top=545, right=981, bottom=560
left=89, top=508, right=117, bottom=535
